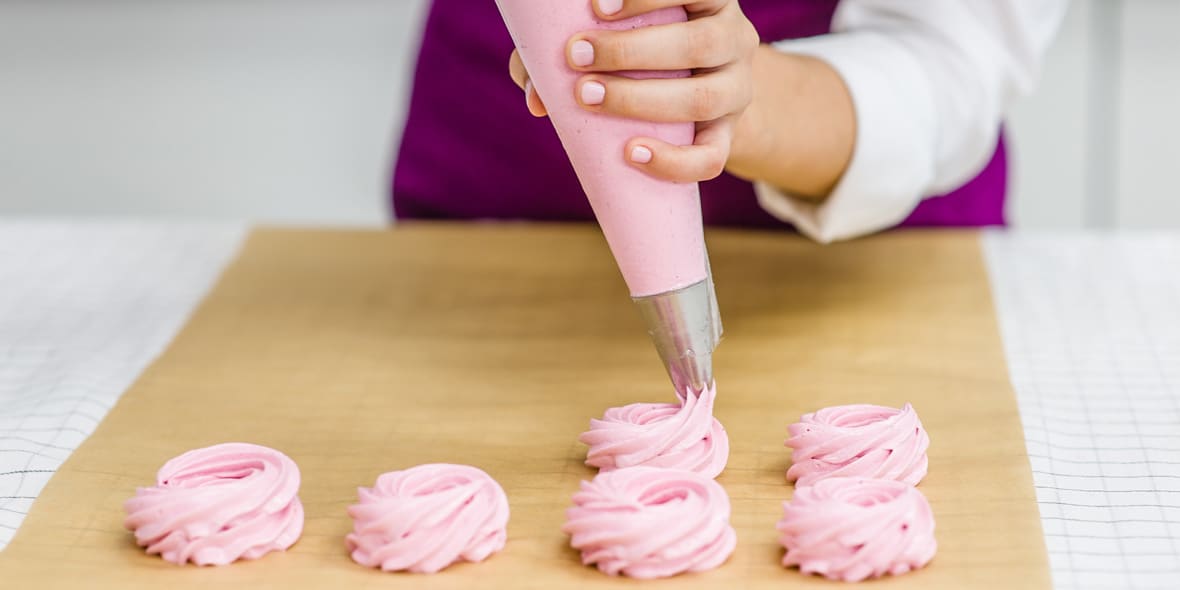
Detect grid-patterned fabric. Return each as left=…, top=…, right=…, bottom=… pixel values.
left=0, top=221, right=242, bottom=549
left=985, top=232, right=1180, bottom=589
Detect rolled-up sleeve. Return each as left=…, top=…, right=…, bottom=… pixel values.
left=756, top=0, right=1067, bottom=243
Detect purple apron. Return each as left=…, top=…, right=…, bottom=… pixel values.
left=393, top=0, right=1006, bottom=229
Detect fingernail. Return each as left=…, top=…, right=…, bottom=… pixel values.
left=524, top=78, right=533, bottom=98
left=570, top=40, right=594, bottom=67
left=581, top=81, right=605, bottom=106
left=597, top=0, right=623, bottom=16
left=630, top=145, right=653, bottom=164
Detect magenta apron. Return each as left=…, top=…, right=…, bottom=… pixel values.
left=393, top=0, right=1006, bottom=228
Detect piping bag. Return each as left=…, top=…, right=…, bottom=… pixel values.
left=494, top=2, right=721, bottom=396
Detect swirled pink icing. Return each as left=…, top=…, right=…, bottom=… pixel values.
left=346, top=463, right=510, bottom=574
left=785, top=403, right=929, bottom=486
left=122, top=442, right=304, bottom=566
left=563, top=466, right=737, bottom=579
left=579, top=383, right=729, bottom=478
left=777, top=477, right=937, bottom=582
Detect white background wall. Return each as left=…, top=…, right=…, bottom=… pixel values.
left=1007, top=0, right=1180, bottom=229
left=1, top=0, right=1177, bottom=228
left=0, top=0, right=430, bottom=225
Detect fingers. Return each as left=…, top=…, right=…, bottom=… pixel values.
left=509, top=50, right=527, bottom=89
left=575, top=64, right=751, bottom=123
left=592, top=0, right=729, bottom=21
left=626, top=116, right=735, bottom=183
left=509, top=50, right=548, bottom=117
left=567, top=7, right=757, bottom=72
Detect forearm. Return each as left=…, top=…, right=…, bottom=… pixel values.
left=727, top=46, right=855, bottom=201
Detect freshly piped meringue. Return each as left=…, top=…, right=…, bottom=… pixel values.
left=123, top=442, right=304, bottom=566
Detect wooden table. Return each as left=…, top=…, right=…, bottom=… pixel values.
left=0, top=224, right=1050, bottom=588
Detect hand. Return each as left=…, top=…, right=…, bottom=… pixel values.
left=509, top=0, right=760, bottom=183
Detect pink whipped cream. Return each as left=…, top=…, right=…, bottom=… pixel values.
left=123, top=442, right=304, bottom=566
left=346, top=463, right=509, bottom=574
left=579, top=383, right=728, bottom=478
left=563, top=466, right=737, bottom=579
left=777, top=477, right=937, bottom=582
left=785, top=403, right=929, bottom=486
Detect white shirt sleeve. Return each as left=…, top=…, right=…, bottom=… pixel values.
left=755, top=0, right=1067, bottom=243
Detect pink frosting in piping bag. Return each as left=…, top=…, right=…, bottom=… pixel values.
left=122, top=442, right=304, bottom=566
left=786, top=403, right=930, bottom=486
left=564, top=466, right=737, bottom=578
left=494, top=0, right=705, bottom=297
left=346, top=464, right=510, bottom=574
left=777, top=477, right=937, bottom=582
left=579, top=383, right=728, bottom=478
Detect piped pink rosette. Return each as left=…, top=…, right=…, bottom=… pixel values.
left=564, top=466, right=737, bottom=579
left=777, top=477, right=937, bottom=582
left=579, top=383, right=729, bottom=479
left=786, top=403, right=929, bottom=486
left=346, top=463, right=509, bottom=574
left=123, top=442, right=304, bottom=566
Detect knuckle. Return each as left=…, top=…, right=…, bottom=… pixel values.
left=687, top=23, right=723, bottom=64
left=611, top=83, right=635, bottom=114
left=610, top=36, right=633, bottom=69
left=743, top=23, right=760, bottom=51
left=737, top=78, right=753, bottom=110
left=722, top=5, right=760, bottom=54
left=689, top=84, right=725, bottom=121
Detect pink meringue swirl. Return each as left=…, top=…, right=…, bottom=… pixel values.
left=122, top=442, right=304, bottom=566
left=346, top=463, right=510, bottom=574
left=579, top=383, right=729, bottom=478
left=563, top=466, right=737, bottom=579
left=785, top=403, right=929, bottom=486
left=777, top=477, right=937, bottom=582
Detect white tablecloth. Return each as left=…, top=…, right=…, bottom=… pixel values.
left=0, top=220, right=243, bottom=547
left=984, top=233, right=1180, bottom=589
left=0, top=222, right=1177, bottom=589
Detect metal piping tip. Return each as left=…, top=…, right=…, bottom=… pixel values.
left=704, top=242, right=723, bottom=345
left=633, top=271, right=722, bottom=397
